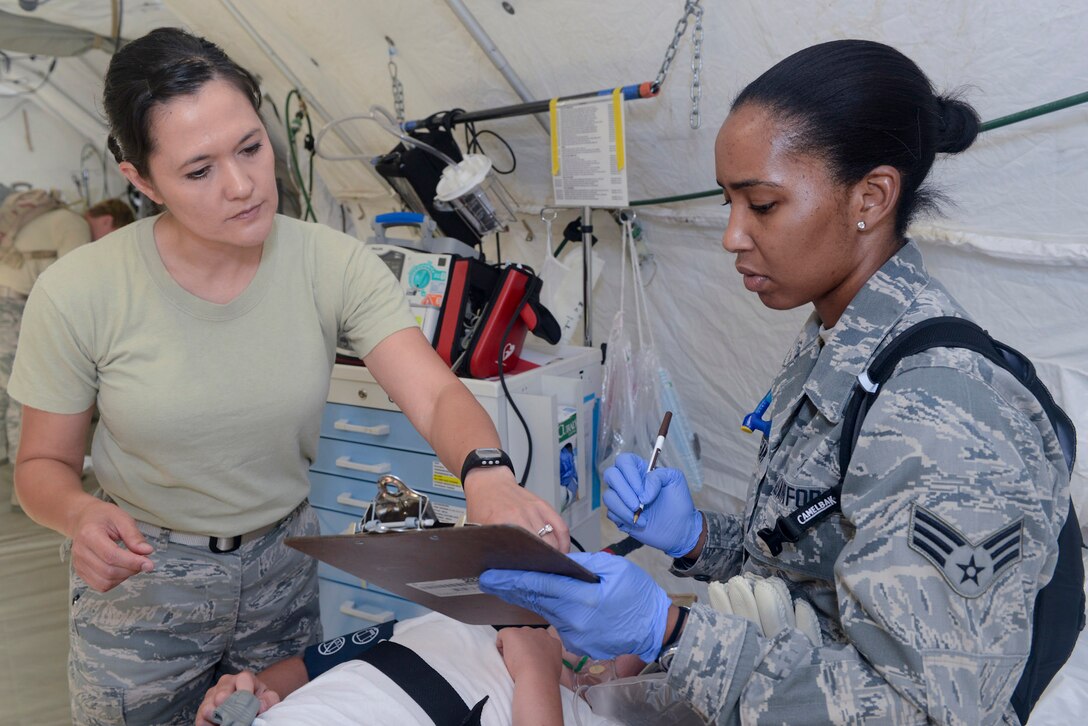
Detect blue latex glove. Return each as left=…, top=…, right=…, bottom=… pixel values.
left=603, top=452, right=703, bottom=558
left=479, top=551, right=671, bottom=663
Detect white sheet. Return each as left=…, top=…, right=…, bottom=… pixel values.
left=254, top=612, right=618, bottom=726
left=1026, top=550, right=1088, bottom=725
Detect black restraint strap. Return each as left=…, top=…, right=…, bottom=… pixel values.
left=356, top=640, right=488, bottom=726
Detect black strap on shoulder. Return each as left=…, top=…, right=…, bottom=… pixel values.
left=355, top=640, right=488, bottom=726
left=757, top=317, right=1077, bottom=556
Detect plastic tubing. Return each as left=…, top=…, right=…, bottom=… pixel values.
left=313, top=104, right=458, bottom=167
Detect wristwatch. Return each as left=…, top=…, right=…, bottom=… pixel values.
left=459, top=447, right=515, bottom=484
left=656, top=605, right=690, bottom=672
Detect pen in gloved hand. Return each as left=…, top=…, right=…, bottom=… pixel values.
left=633, top=411, right=672, bottom=524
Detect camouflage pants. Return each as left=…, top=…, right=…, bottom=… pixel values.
left=68, top=501, right=322, bottom=725
left=0, top=294, right=25, bottom=464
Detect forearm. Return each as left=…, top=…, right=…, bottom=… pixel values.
left=426, top=378, right=503, bottom=494
left=15, top=457, right=97, bottom=538
left=511, top=671, right=563, bottom=726
left=256, top=656, right=309, bottom=699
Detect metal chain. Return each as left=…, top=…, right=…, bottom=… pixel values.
left=386, top=36, right=406, bottom=123
left=651, top=1, right=704, bottom=129
left=689, top=2, right=703, bottom=128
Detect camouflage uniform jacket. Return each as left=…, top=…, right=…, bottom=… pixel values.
left=666, top=241, right=1070, bottom=725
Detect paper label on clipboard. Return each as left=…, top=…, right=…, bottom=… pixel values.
left=407, top=577, right=483, bottom=597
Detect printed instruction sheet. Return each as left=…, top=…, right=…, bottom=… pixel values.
left=551, top=90, right=628, bottom=207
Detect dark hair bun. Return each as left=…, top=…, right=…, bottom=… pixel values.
left=106, top=135, right=124, bottom=164
left=934, top=94, right=980, bottom=154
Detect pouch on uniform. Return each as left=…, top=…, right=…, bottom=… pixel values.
left=577, top=673, right=705, bottom=726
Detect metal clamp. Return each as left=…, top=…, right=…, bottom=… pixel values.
left=358, top=475, right=439, bottom=533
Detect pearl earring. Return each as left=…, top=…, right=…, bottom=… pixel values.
left=856, top=221, right=866, bottom=230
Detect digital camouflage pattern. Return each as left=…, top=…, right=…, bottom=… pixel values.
left=68, top=502, right=321, bottom=725
left=668, top=241, right=1069, bottom=725
left=0, top=294, right=26, bottom=464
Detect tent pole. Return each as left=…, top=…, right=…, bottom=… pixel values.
left=218, top=0, right=393, bottom=196
left=443, top=0, right=550, bottom=134
left=582, top=206, right=593, bottom=347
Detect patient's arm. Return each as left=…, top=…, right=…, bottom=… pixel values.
left=194, top=657, right=308, bottom=726
left=497, top=627, right=564, bottom=726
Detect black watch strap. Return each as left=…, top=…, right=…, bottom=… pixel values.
left=658, top=605, right=689, bottom=666
left=459, top=448, right=514, bottom=483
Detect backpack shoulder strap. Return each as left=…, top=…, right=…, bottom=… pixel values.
left=758, top=316, right=1076, bottom=555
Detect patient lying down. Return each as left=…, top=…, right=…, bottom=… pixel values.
left=196, top=612, right=646, bottom=726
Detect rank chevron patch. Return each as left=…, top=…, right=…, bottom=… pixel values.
left=908, top=504, right=1023, bottom=598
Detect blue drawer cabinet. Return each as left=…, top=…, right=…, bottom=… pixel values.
left=318, top=578, right=429, bottom=638
left=311, top=438, right=461, bottom=499
left=321, top=402, right=431, bottom=453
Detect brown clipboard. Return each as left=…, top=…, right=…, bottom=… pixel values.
left=286, top=524, right=599, bottom=625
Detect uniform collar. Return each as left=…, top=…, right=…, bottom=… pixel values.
left=804, top=240, right=931, bottom=423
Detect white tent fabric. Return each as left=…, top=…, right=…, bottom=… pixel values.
left=2, top=0, right=1085, bottom=523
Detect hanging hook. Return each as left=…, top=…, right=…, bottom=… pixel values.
left=539, top=206, right=560, bottom=223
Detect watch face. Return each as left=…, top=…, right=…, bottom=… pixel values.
left=475, top=448, right=503, bottom=459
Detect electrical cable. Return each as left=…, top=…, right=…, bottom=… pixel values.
left=497, top=277, right=533, bottom=487
left=0, top=56, right=57, bottom=97
left=284, top=89, right=318, bottom=221
left=463, top=121, right=516, bottom=174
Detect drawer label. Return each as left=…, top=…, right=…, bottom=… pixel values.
left=432, top=461, right=464, bottom=493
left=407, top=577, right=482, bottom=597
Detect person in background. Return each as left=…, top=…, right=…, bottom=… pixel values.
left=84, top=197, right=136, bottom=241
left=8, top=27, right=567, bottom=725
left=1, top=192, right=134, bottom=508
left=480, top=39, right=1071, bottom=725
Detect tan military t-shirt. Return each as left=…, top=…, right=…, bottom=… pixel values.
left=9, top=214, right=415, bottom=536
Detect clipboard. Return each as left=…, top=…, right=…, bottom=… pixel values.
left=286, top=524, right=599, bottom=625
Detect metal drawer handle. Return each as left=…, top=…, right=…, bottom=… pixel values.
left=336, top=492, right=371, bottom=511
left=335, top=456, right=391, bottom=475
left=334, top=419, right=390, bottom=436
left=339, top=600, right=394, bottom=624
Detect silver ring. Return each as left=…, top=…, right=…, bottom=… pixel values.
left=536, top=523, right=554, bottom=538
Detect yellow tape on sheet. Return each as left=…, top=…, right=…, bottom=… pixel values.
left=550, top=98, right=559, bottom=176
left=612, top=87, right=625, bottom=171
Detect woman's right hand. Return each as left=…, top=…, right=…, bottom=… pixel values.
left=69, top=499, right=155, bottom=592
left=603, top=452, right=703, bottom=558
left=195, top=671, right=280, bottom=726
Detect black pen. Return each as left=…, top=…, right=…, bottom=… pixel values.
left=632, top=411, right=672, bottom=524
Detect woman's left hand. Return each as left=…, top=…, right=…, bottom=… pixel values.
left=195, top=671, right=279, bottom=726
left=480, top=551, right=671, bottom=662
left=463, top=466, right=570, bottom=552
